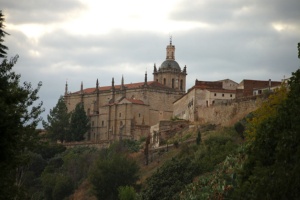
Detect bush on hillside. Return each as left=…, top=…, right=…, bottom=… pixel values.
left=141, top=157, right=195, bottom=200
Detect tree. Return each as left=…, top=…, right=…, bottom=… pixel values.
left=0, top=13, right=44, bottom=198
left=68, top=103, right=89, bottom=141
left=298, top=42, right=300, bottom=59
left=0, top=10, right=9, bottom=58
left=43, top=96, right=70, bottom=142
left=89, top=150, right=139, bottom=200
left=233, top=69, right=300, bottom=199
left=245, top=85, right=287, bottom=140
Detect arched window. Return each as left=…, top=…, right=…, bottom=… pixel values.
left=163, top=78, right=166, bottom=85
left=172, top=79, right=175, bottom=88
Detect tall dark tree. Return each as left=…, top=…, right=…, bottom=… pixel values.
left=0, top=11, right=9, bottom=58
left=0, top=12, right=44, bottom=198
left=43, top=96, right=70, bottom=143
left=68, top=103, right=89, bottom=141
left=298, top=42, right=300, bottom=59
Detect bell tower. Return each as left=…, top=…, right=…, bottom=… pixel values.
left=166, top=36, right=175, bottom=60
left=153, top=38, right=187, bottom=92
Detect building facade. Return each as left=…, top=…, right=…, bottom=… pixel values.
left=64, top=40, right=187, bottom=142
left=173, top=80, right=236, bottom=121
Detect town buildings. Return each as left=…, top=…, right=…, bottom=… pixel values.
left=64, top=40, right=284, bottom=142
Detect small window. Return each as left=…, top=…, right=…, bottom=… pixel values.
left=230, top=94, right=232, bottom=97
left=180, top=80, right=183, bottom=90
left=222, top=94, right=224, bottom=97
left=102, top=121, right=104, bottom=126
left=92, top=121, right=94, bottom=126
left=139, top=113, right=141, bottom=117
left=214, top=93, right=216, bottom=96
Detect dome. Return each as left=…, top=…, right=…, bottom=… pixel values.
left=160, top=60, right=181, bottom=71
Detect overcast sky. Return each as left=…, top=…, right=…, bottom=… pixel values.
left=2, top=0, right=300, bottom=127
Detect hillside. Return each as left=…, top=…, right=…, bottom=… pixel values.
left=70, top=123, right=243, bottom=199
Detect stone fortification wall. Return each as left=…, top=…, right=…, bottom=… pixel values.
left=197, top=98, right=263, bottom=126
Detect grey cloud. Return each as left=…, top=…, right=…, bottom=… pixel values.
left=2, top=0, right=85, bottom=24
left=2, top=0, right=299, bottom=128
left=171, top=0, right=300, bottom=26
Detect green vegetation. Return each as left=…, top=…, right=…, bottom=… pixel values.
left=0, top=10, right=8, bottom=58
left=179, top=69, right=300, bottom=199
left=141, top=157, right=195, bottom=200
left=89, top=143, right=140, bottom=200
left=40, top=146, right=98, bottom=200
left=43, top=99, right=90, bottom=142
left=118, top=186, right=137, bottom=200
left=43, top=96, right=70, bottom=142
left=0, top=11, right=44, bottom=199
left=68, top=103, right=90, bottom=141
left=232, top=69, right=300, bottom=199
left=298, top=42, right=300, bottom=59
left=1, top=10, right=299, bottom=200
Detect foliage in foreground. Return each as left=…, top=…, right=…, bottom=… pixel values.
left=141, top=128, right=239, bottom=200
left=118, top=186, right=137, bottom=200
left=41, top=146, right=98, bottom=200
left=89, top=143, right=140, bottom=200
left=0, top=12, right=44, bottom=198
left=232, top=69, right=300, bottom=199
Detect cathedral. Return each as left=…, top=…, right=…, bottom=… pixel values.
left=64, top=39, right=187, bottom=141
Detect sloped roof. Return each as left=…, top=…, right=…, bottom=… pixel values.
left=70, top=81, right=170, bottom=95
left=206, top=89, right=236, bottom=93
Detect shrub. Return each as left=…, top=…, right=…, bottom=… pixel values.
left=141, top=158, right=195, bottom=200
left=89, top=153, right=139, bottom=200
left=118, top=186, right=137, bottom=200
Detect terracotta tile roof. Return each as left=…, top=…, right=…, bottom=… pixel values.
left=206, top=89, right=236, bottom=93
left=70, top=81, right=171, bottom=94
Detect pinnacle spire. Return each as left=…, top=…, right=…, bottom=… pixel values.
left=65, top=81, right=68, bottom=95
left=96, top=79, right=99, bottom=91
